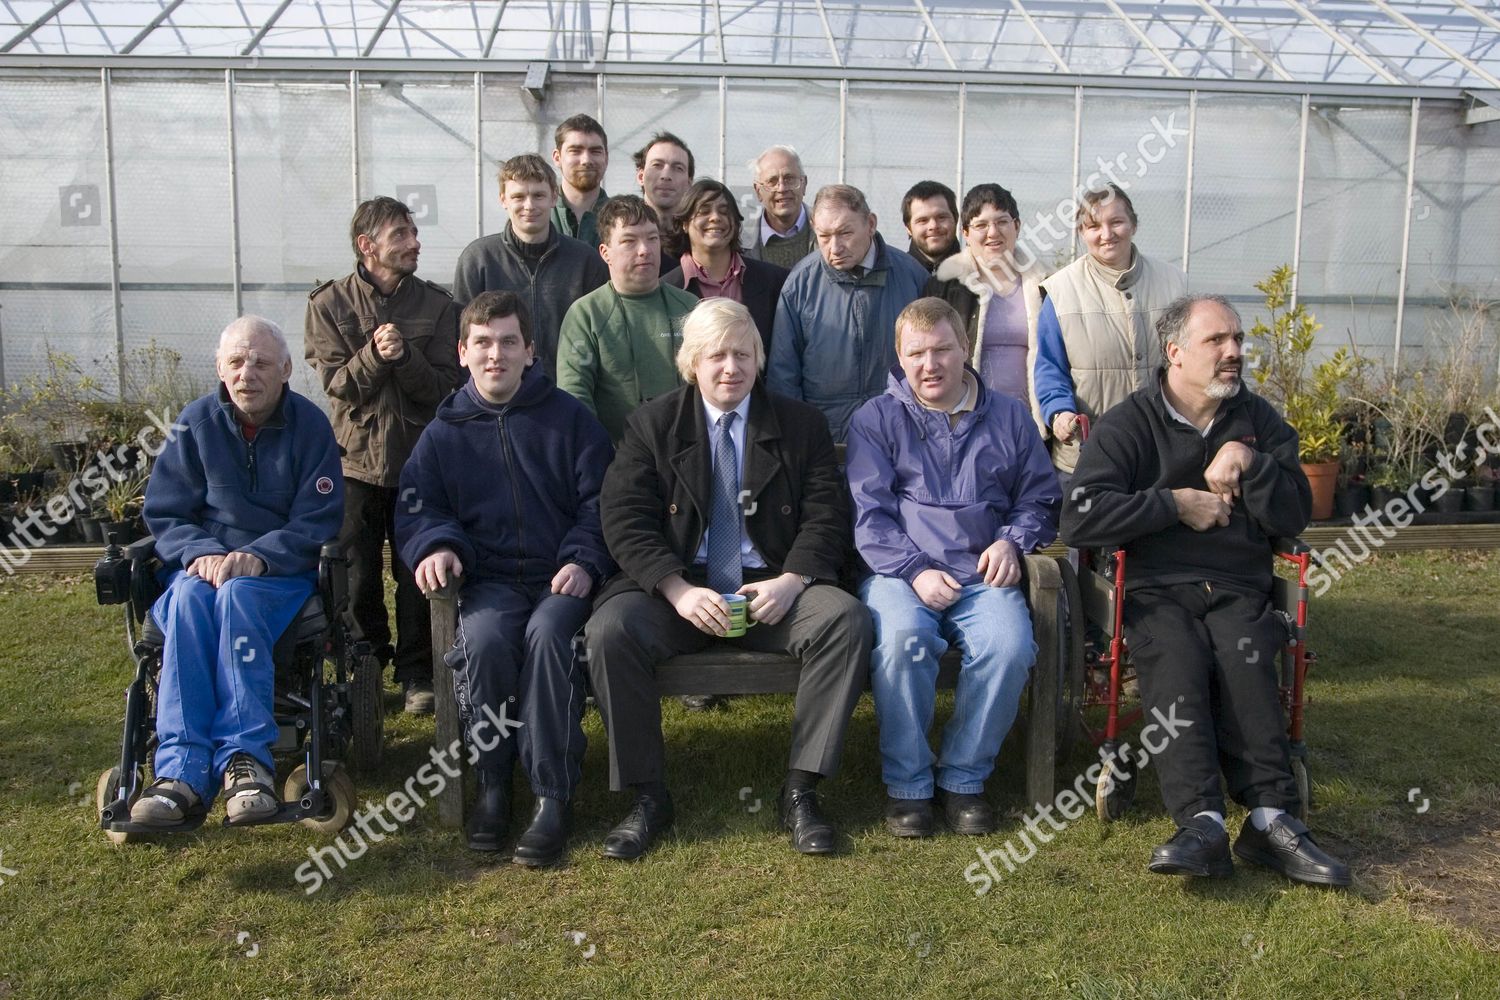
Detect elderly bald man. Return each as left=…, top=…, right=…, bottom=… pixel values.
left=130, top=316, right=344, bottom=829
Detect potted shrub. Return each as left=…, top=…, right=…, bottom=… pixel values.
left=1248, top=265, right=1352, bottom=521
left=100, top=471, right=148, bottom=544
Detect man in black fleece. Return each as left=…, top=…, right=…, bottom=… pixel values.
left=1061, top=293, right=1350, bottom=888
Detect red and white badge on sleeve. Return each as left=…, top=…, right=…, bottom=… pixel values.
left=316, top=476, right=334, bottom=495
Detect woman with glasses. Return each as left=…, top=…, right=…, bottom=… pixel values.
left=925, top=183, right=1047, bottom=437
left=663, top=179, right=790, bottom=354
left=1033, top=183, right=1187, bottom=475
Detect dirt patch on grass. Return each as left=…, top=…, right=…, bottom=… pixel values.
left=1364, top=811, right=1500, bottom=948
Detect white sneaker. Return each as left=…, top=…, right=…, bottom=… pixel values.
left=129, top=778, right=202, bottom=826
left=223, top=753, right=278, bottom=824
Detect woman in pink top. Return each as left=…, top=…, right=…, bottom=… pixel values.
left=663, top=179, right=789, bottom=355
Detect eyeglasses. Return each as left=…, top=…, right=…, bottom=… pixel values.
left=966, top=215, right=1018, bottom=234
left=756, top=173, right=805, bottom=190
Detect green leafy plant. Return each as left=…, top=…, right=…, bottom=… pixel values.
left=1248, top=265, right=1351, bottom=465
left=100, top=470, right=148, bottom=522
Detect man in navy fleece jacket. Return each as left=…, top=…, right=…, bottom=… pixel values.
left=133, top=315, right=343, bottom=829
left=397, top=290, right=614, bottom=865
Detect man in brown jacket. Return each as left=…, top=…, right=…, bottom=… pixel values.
left=305, top=195, right=463, bottom=714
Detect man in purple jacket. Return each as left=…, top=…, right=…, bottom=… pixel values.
left=846, top=297, right=1060, bottom=838
left=396, top=291, right=614, bottom=865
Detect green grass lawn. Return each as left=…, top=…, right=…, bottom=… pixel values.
left=1, top=551, right=1498, bottom=999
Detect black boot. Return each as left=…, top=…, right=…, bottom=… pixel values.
left=466, top=767, right=512, bottom=853
left=513, top=796, right=572, bottom=868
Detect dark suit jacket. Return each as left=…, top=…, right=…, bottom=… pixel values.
left=661, top=256, right=790, bottom=356
left=597, top=381, right=848, bottom=605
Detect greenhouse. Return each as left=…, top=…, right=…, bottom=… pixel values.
left=0, top=0, right=1497, bottom=397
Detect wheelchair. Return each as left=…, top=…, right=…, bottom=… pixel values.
left=92, top=531, right=383, bottom=843
left=1054, top=538, right=1319, bottom=824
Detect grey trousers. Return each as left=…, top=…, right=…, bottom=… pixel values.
left=584, top=583, right=873, bottom=791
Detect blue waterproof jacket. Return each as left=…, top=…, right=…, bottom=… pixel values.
left=144, top=385, right=344, bottom=575
left=846, top=367, right=1061, bottom=586
left=767, top=234, right=928, bottom=441
left=396, top=364, right=615, bottom=589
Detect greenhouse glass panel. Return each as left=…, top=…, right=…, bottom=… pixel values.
left=357, top=73, right=476, bottom=281
left=232, top=74, right=353, bottom=289
left=845, top=81, right=960, bottom=246
left=1077, top=89, right=1191, bottom=270
left=1188, top=93, right=1302, bottom=302
left=960, top=85, right=1077, bottom=274
left=1299, top=99, right=1412, bottom=357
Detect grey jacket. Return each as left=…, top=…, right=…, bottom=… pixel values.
left=451, top=223, right=609, bottom=377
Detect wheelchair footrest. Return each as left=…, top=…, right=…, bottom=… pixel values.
left=100, top=801, right=209, bottom=836
left=220, top=797, right=328, bottom=828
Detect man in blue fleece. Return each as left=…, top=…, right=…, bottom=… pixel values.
left=132, top=315, right=344, bottom=828
left=397, top=290, right=614, bottom=865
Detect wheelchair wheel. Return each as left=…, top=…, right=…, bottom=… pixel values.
left=97, top=766, right=144, bottom=845
left=349, top=653, right=384, bottom=772
left=1095, top=755, right=1136, bottom=822
left=1291, top=756, right=1311, bottom=824
left=1055, top=558, right=1086, bottom=759
left=284, top=762, right=357, bottom=835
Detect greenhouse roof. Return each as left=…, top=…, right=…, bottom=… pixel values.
left=1, top=0, right=1498, bottom=91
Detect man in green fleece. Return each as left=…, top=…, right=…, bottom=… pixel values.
left=557, top=195, right=699, bottom=443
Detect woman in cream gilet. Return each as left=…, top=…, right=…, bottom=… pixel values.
left=1034, top=184, right=1187, bottom=475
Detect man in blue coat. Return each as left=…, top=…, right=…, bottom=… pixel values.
left=846, top=298, right=1060, bottom=838
left=768, top=184, right=929, bottom=441
left=397, top=290, right=614, bottom=865
left=132, top=316, right=344, bottom=829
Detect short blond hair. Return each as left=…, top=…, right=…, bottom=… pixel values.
left=675, top=298, right=764, bottom=383
left=894, top=297, right=968, bottom=355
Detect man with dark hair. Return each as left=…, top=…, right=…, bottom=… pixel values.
left=132, top=316, right=343, bottom=828
left=551, top=114, right=610, bottom=248
left=847, top=297, right=1059, bottom=839
left=397, top=290, right=613, bottom=863
left=555, top=195, right=698, bottom=443
left=901, top=180, right=960, bottom=274
left=305, top=195, right=463, bottom=715
left=584, top=297, right=871, bottom=860
left=745, top=145, right=815, bottom=269
left=768, top=184, right=929, bottom=441
left=452, top=153, right=608, bottom=378
left=632, top=131, right=696, bottom=272
left=1061, top=293, right=1351, bottom=888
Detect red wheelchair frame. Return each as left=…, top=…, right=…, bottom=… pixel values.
left=1063, top=415, right=1317, bottom=822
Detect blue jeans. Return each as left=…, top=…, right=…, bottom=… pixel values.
left=151, top=570, right=314, bottom=803
left=861, top=575, right=1036, bottom=799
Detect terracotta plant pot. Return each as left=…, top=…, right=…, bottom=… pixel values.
left=1301, top=460, right=1340, bottom=521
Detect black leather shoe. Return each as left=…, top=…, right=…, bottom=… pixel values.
left=512, top=796, right=571, bottom=868
left=466, top=769, right=512, bottom=853
left=1148, top=815, right=1233, bottom=878
left=780, top=785, right=837, bottom=855
left=884, top=797, right=934, bottom=838
left=680, top=694, right=721, bottom=712
left=602, top=791, right=674, bottom=861
left=1233, top=814, right=1351, bottom=887
left=937, top=789, right=995, bottom=836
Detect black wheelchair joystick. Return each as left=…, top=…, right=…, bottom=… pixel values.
left=94, top=531, right=131, bottom=606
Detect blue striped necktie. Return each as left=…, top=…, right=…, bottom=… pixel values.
left=707, top=411, right=743, bottom=594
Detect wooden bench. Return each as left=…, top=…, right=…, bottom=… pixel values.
left=425, top=554, right=1068, bottom=826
